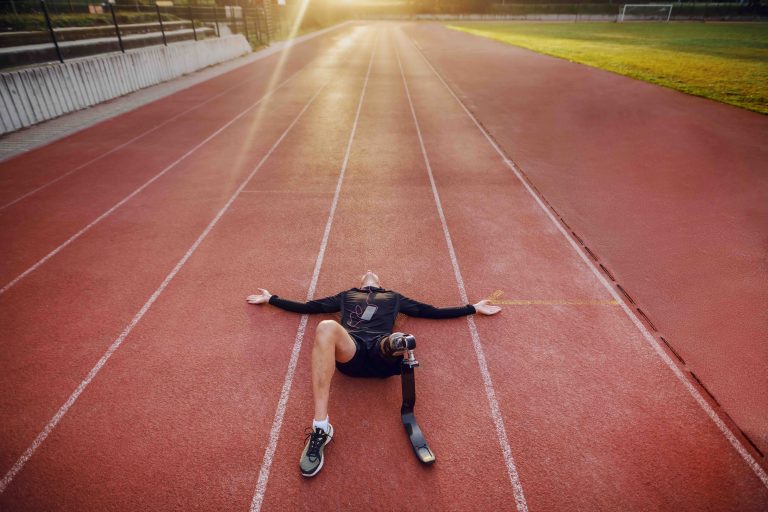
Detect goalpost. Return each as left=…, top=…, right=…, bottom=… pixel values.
left=619, top=4, right=674, bottom=22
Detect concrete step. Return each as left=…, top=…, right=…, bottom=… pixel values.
left=0, top=21, right=198, bottom=47
left=0, top=27, right=217, bottom=69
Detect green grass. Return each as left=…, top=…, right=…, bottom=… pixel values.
left=447, top=22, right=768, bottom=114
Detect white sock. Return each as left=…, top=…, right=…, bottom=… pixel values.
left=312, top=416, right=330, bottom=433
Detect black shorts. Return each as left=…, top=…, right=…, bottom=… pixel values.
left=335, top=332, right=403, bottom=379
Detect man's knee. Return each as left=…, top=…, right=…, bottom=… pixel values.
left=315, top=320, right=342, bottom=346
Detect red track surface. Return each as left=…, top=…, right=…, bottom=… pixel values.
left=405, top=23, right=768, bottom=459
left=1, top=22, right=767, bottom=511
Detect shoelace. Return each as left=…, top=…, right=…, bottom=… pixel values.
left=304, top=427, right=331, bottom=462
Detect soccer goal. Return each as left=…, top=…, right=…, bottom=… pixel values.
left=619, top=4, right=674, bottom=22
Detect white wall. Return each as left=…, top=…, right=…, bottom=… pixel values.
left=0, top=35, right=251, bottom=135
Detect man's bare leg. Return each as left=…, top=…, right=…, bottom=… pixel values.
left=311, top=320, right=356, bottom=422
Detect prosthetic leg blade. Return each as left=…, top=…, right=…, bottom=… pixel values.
left=401, top=411, right=436, bottom=464
left=401, top=353, right=436, bottom=465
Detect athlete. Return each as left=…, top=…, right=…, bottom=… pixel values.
left=246, top=270, right=501, bottom=477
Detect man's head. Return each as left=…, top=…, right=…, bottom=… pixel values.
left=360, top=270, right=380, bottom=288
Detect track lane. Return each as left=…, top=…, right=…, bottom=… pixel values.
left=0, top=27, right=364, bottom=290
left=396, top=25, right=768, bottom=511
left=258, top=26, right=517, bottom=511
left=0, top=28, right=376, bottom=510
left=0, top=24, right=356, bottom=210
left=0, top=79, right=297, bottom=290
left=249, top=27, right=379, bottom=512
left=395, top=34, right=528, bottom=511
left=405, top=23, right=768, bottom=459
left=0, top=30, right=368, bottom=482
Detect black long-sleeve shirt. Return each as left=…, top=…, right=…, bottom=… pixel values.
left=268, top=286, right=475, bottom=338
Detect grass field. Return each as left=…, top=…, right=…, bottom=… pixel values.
left=447, top=23, right=768, bottom=114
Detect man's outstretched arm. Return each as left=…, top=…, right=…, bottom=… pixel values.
left=247, top=288, right=342, bottom=314
left=398, top=295, right=501, bottom=318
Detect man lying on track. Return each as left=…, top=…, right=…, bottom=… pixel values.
left=246, top=270, right=501, bottom=477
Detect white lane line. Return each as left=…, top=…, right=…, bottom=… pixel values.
left=249, top=30, right=379, bottom=512
left=2, top=75, right=252, bottom=211
left=0, top=61, right=305, bottom=212
left=405, top=31, right=768, bottom=489
left=0, top=22, right=355, bottom=164
left=0, top=70, right=304, bottom=297
left=394, top=32, right=529, bottom=512
left=0, top=78, right=330, bottom=497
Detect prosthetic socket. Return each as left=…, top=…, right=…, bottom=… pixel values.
left=380, top=332, right=417, bottom=362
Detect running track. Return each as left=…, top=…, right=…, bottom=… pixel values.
left=1, top=22, right=766, bottom=511
left=407, top=22, right=768, bottom=460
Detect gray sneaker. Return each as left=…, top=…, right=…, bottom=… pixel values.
left=300, top=425, right=334, bottom=477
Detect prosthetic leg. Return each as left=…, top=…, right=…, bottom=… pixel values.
left=399, top=337, right=436, bottom=465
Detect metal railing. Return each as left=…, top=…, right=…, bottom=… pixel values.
left=1, top=1, right=283, bottom=69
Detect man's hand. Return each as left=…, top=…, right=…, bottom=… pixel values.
left=246, top=288, right=272, bottom=305
left=473, top=299, right=501, bottom=315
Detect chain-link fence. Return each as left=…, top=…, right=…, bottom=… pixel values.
left=1, top=1, right=284, bottom=69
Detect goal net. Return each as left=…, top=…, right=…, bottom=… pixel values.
left=619, top=4, right=673, bottom=22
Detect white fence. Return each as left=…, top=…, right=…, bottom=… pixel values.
left=0, top=35, right=251, bottom=134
